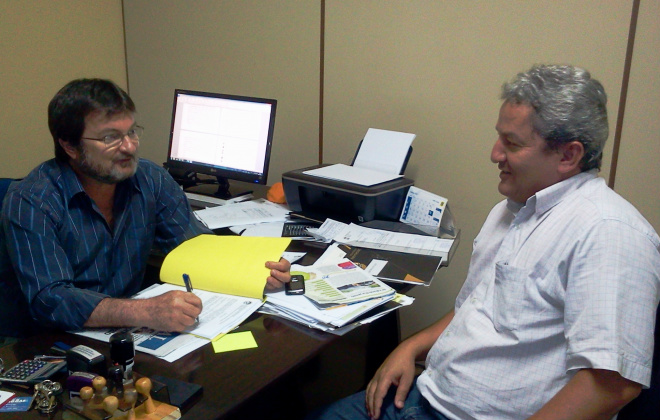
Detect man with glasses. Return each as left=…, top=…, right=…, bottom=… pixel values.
left=0, top=78, right=291, bottom=337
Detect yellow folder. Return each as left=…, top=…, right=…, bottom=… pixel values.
left=160, top=234, right=291, bottom=299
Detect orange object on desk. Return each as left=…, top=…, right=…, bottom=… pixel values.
left=266, top=182, right=287, bottom=204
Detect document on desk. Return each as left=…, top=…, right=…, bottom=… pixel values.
left=336, top=243, right=443, bottom=286
left=263, top=290, right=414, bottom=334
left=72, top=326, right=205, bottom=359
left=302, top=259, right=395, bottom=307
left=262, top=261, right=414, bottom=334
left=160, top=234, right=291, bottom=298
left=264, top=291, right=394, bottom=329
left=194, top=199, right=289, bottom=229
left=316, top=219, right=454, bottom=258
left=134, top=283, right=263, bottom=341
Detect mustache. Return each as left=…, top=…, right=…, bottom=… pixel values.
left=115, top=153, right=138, bottom=162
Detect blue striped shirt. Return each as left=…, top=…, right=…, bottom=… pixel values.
left=0, top=158, right=210, bottom=334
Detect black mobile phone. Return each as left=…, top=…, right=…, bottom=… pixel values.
left=285, top=274, right=305, bottom=295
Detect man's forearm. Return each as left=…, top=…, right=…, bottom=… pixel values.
left=84, top=297, right=146, bottom=328
left=527, top=369, right=642, bottom=420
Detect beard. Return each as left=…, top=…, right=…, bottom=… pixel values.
left=77, top=147, right=139, bottom=184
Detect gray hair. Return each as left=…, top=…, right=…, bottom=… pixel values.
left=500, top=64, right=608, bottom=171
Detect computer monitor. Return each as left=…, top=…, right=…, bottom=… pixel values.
left=165, top=89, right=277, bottom=198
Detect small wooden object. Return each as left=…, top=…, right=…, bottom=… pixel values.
left=102, top=396, right=119, bottom=417
left=70, top=375, right=181, bottom=420
left=135, top=377, right=156, bottom=414
left=134, top=377, right=180, bottom=419
left=80, top=386, right=94, bottom=411
left=92, top=376, right=107, bottom=406
left=124, top=389, right=138, bottom=420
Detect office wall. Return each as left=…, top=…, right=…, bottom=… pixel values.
left=614, top=0, right=660, bottom=232
left=122, top=1, right=659, bottom=339
left=122, top=1, right=321, bottom=186
left=322, top=1, right=641, bottom=336
left=0, top=1, right=127, bottom=179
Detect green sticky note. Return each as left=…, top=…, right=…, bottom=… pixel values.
left=212, top=331, right=258, bottom=353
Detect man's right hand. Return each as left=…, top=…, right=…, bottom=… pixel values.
left=142, top=290, right=202, bottom=331
left=365, top=344, right=417, bottom=419
left=364, top=309, right=456, bottom=419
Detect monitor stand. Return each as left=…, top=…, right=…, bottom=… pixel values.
left=212, top=176, right=254, bottom=199
left=214, top=176, right=232, bottom=199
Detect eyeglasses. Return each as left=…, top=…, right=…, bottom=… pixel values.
left=81, top=125, right=144, bottom=148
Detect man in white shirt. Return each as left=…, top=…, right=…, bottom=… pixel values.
left=312, top=64, right=660, bottom=420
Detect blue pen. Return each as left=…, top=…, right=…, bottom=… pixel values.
left=183, top=273, right=193, bottom=292
left=182, top=273, right=199, bottom=322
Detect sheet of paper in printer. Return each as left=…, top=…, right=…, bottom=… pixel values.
left=303, top=128, right=415, bottom=187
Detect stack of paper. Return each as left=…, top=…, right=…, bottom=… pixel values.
left=194, top=198, right=290, bottom=230
left=302, top=260, right=395, bottom=307
left=261, top=292, right=413, bottom=336
left=262, top=260, right=414, bottom=335
left=305, top=219, right=459, bottom=286
left=303, top=128, right=415, bottom=187
left=313, top=219, right=455, bottom=259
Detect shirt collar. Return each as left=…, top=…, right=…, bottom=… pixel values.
left=57, top=160, right=86, bottom=203
left=507, top=170, right=599, bottom=216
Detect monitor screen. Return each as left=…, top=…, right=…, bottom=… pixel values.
left=165, top=89, right=277, bottom=198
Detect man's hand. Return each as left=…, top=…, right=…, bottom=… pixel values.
left=365, top=344, right=418, bottom=419
left=365, top=309, right=455, bottom=419
left=265, top=258, right=291, bottom=290
left=141, top=290, right=202, bottom=331
left=85, top=291, right=202, bottom=332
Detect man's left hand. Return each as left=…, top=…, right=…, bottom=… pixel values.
left=265, top=258, right=291, bottom=290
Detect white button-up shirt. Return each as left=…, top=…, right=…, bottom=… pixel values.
left=417, top=171, right=660, bottom=420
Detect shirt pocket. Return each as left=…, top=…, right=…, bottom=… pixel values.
left=123, top=221, right=156, bottom=254
left=493, top=262, right=528, bottom=332
left=116, top=220, right=157, bottom=276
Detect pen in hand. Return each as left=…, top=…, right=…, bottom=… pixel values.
left=182, top=273, right=200, bottom=323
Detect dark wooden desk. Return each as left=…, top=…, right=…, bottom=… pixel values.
left=0, top=240, right=402, bottom=420
left=0, top=312, right=399, bottom=419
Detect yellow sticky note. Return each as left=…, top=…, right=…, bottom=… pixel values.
left=212, top=331, right=258, bottom=353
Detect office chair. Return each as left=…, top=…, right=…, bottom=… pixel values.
left=617, top=302, right=660, bottom=419
left=0, top=178, right=14, bottom=204
left=0, top=178, right=19, bottom=345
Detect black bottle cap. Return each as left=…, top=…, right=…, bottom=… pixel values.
left=109, top=331, right=134, bottom=363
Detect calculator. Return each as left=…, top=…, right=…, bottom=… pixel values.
left=0, top=359, right=66, bottom=385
